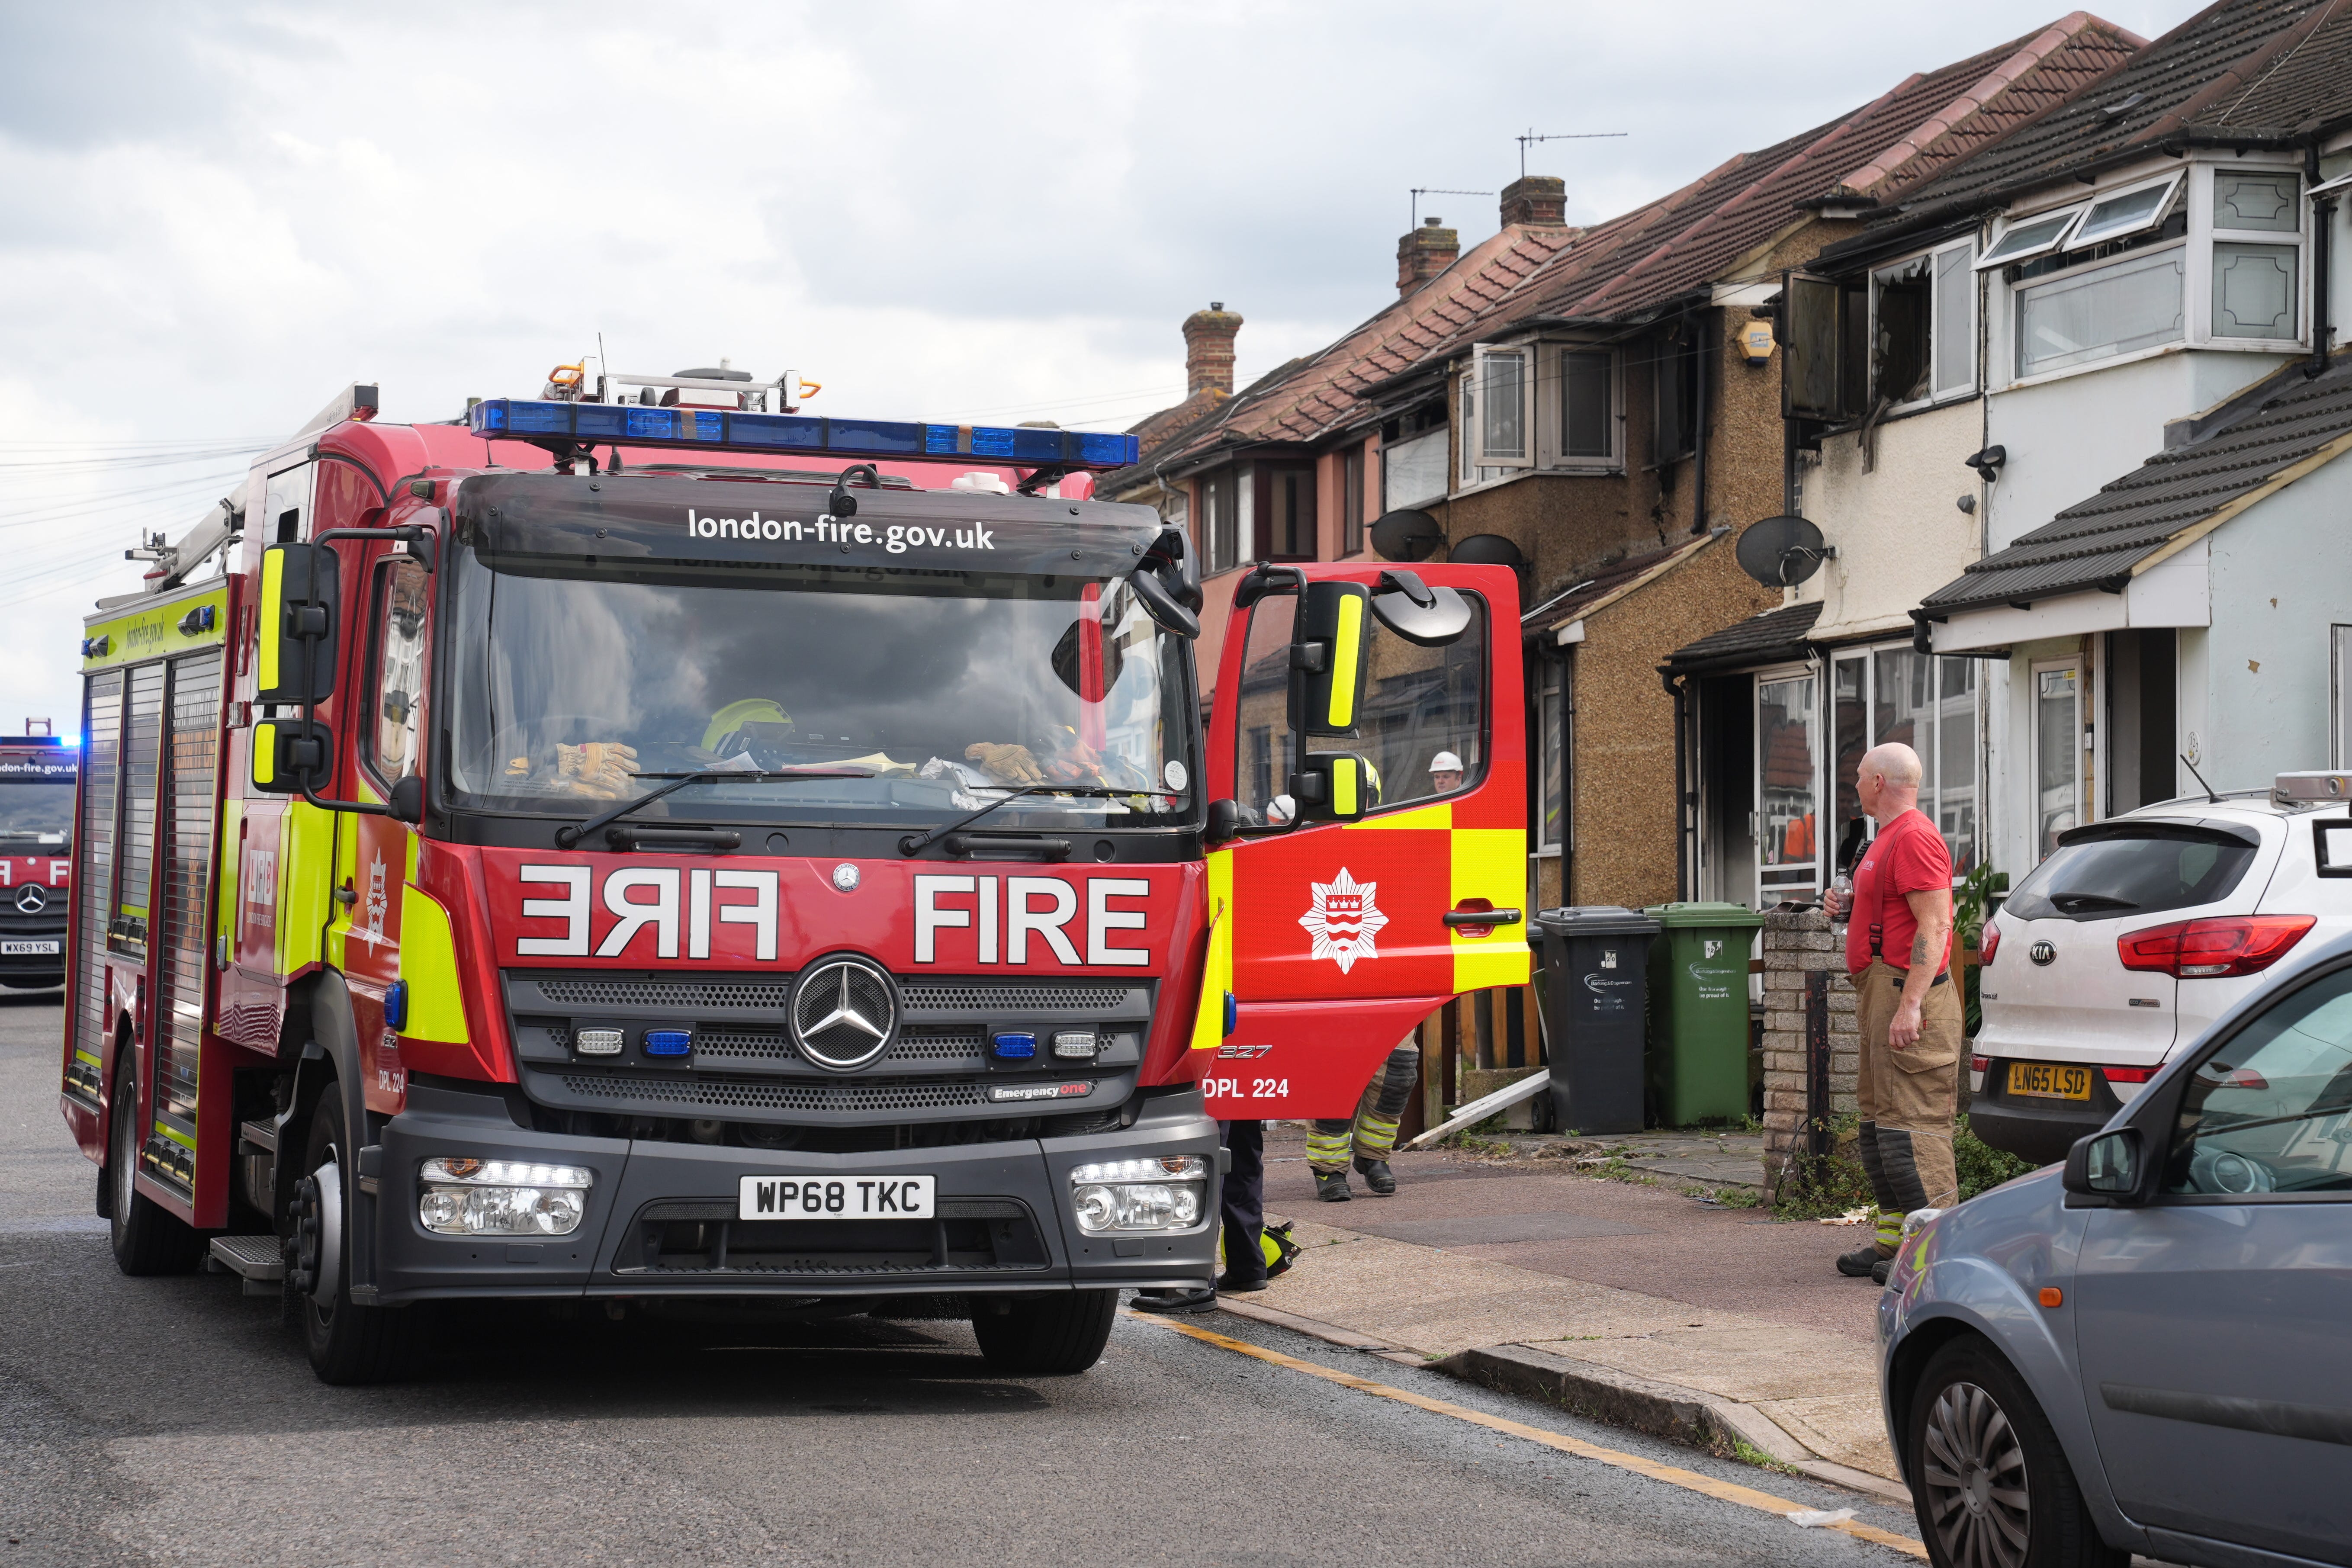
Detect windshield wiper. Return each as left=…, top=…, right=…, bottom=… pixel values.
left=554, top=769, right=868, bottom=848
left=898, top=784, right=1179, bottom=856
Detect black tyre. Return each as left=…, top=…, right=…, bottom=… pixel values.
left=107, top=1047, right=202, bottom=1276
left=292, top=1095, right=421, bottom=1385
left=1907, top=1337, right=2124, bottom=1568
left=970, top=1289, right=1116, bottom=1376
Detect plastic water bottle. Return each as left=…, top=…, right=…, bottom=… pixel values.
left=1829, top=872, right=1854, bottom=935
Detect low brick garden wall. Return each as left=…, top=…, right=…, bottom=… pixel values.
left=1758, top=909, right=1859, bottom=1204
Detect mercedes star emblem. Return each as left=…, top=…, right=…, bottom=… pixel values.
left=789, top=954, right=897, bottom=1071
left=13, top=886, right=46, bottom=914
left=832, top=862, right=861, bottom=892
left=2029, top=940, right=2056, bottom=966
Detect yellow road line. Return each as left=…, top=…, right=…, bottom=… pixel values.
left=1127, top=1311, right=1926, bottom=1561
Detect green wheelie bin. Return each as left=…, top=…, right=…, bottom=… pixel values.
left=1641, top=901, right=1764, bottom=1126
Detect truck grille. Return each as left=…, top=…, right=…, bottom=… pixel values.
left=617, top=1197, right=1050, bottom=1276
left=555, top=1071, right=988, bottom=1114
left=901, top=983, right=1134, bottom=1012
left=695, top=1028, right=986, bottom=1068
left=530, top=975, right=796, bottom=1011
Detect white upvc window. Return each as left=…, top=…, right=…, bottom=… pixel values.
left=1870, top=237, right=1978, bottom=407
left=1470, top=344, right=1534, bottom=470
left=2192, top=162, right=2305, bottom=346
left=1539, top=344, right=1619, bottom=469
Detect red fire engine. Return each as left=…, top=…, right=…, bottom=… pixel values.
left=0, top=725, right=74, bottom=992
left=61, top=367, right=1526, bottom=1382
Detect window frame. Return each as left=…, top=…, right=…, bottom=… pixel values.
left=360, top=553, right=432, bottom=793
left=2065, top=170, right=2185, bottom=252
left=1201, top=467, right=1242, bottom=575
left=1534, top=649, right=1569, bottom=857
left=2008, top=238, right=2189, bottom=385
left=1754, top=660, right=1822, bottom=904
left=1256, top=463, right=1318, bottom=563
left=1828, top=642, right=1982, bottom=885
left=1867, top=237, right=1977, bottom=411
left=2192, top=161, right=2306, bottom=349
left=1975, top=201, right=2089, bottom=270
left=1542, top=344, right=1620, bottom=470
left=1339, top=443, right=1366, bottom=558
left=1469, top=343, right=1535, bottom=471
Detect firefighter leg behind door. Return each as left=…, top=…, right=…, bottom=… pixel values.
left=1133, top=1118, right=1263, bottom=1311
left=1308, top=1038, right=1418, bottom=1202
left=1849, top=961, right=1962, bottom=1271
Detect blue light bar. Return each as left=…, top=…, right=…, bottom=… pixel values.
left=469, top=399, right=1141, bottom=471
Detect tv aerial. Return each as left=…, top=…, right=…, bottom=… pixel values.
left=1515, top=129, right=1627, bottom=178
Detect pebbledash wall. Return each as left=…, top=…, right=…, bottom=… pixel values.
left=1758, top=909, right=1859, bottom=1203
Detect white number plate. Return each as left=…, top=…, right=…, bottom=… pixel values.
left=738, top=1174, right=935, bottom=1221
left=1, top=940, right=60, bottom=956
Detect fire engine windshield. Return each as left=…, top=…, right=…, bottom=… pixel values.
left=445, top=549, right=1194, bottom=827
left=0, top=781, right=74, bottom=842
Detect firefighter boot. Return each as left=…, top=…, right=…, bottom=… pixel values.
left=1313, top=1169, right=1352, bottom=1203
left=1836, top=1245, right=1881, bottom=1278
left=1353, top=1155, right=1397, bottom=1196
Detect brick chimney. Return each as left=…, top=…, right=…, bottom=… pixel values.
left=1500, top=174, right=1568, bottom=228
left=1182, top=302, right=1243, bottom=397
left=1396, top=217, right=1460, bottom=296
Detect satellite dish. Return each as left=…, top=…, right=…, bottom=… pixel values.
left=1447, top=533, right=1524, bottom=569
left=1369, top=508, right=1443, bottom=562
left=1735, top=514, right=1830, bottom=587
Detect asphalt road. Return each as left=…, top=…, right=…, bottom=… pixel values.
left=0, top=994, right=1924, bottom=1567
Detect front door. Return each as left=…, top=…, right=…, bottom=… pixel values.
left=2074, top=958, right=2352, bottom=1561
left=1200, top=563, right=1527, bottom=1118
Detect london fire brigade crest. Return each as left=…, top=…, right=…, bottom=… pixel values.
left=1298, top=867, right=1387, bottom=974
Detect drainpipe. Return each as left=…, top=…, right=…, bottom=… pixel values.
left=2308, top=144, right=2337, bottom=380
left=1661, top=666, right=1691, bottom=900
left=1688, top=311, right=1713, bottom=534
left=1782, top=412, right=1798, bottom=516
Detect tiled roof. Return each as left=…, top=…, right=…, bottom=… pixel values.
left=1919, top=354, right=2352, bottom=617
left=1381, top=14, right=2142, bottom=375
left=1126, top=387, right=1226, bottom=463
left=1661, top=601, right=1826, bottom=673
left=1889, top=0, right=2349, bottom=213
left=1103, top=223, right=1578, bottom=484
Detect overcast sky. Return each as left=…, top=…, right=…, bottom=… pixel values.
left=0, top=0, right=2198, bottom=733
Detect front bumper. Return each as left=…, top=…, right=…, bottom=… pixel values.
left=369, top=1080, right=1220, bottom=1303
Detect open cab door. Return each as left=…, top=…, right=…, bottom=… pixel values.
left=1195, top=562, right=1527, bottom=1118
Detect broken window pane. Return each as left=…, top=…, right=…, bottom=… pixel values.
left=1872, top=255, right=1933, bottom=405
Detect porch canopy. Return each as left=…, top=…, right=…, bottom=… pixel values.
left=1659, top=601, right=1823, bottom=677
left=1916, top=359, right=2352, bottom=653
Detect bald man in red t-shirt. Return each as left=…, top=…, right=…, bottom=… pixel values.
left=1821, top=742, right=1960, bottom=1284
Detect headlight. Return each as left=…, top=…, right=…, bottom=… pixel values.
left=1900, top=1207, right=1945, bottom=1240
left=418, top=1156, right=593, bottom=1237
left=1069, top=1155, right=1208, bottom=1234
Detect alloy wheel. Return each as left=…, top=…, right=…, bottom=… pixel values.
left=1921, top=1379, right=2031, bottom=1568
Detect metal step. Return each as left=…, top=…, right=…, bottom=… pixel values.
left=237, top=1118, right=278, bottom=1154
left=209, top=1233, right=283, bottom=1282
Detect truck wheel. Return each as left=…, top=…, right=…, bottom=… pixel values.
left=970, top=1289, right=1116, bottom=1376
left=1908, top=1337, right=2124, bottom=1568
left=291, top=1096, right=420, bottom=1385
left=107, top=1048, right=202, bottom=1276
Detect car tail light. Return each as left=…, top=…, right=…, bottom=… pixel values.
left=1970, top=1055, right=1991, bottom=1074
left=2117, top=915, right=2316, bottom=978
left=2102, top=1066, right=2157, bottom=1084
left=1978, top=924, right=2000, bottom=967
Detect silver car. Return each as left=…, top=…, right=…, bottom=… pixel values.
left=1878, top=925, right=2352, bottom=1568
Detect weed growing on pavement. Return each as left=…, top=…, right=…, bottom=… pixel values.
left=1729, top=1436, right=1802, bottom=1476
left=1771, top=1114, right=2043, bottom=1218
left=1708, top=1186, right=1761, bottom=1208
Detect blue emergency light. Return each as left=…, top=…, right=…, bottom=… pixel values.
left=642, top=1029, right=694, bottom=1057
left=469, top=399, right=1140, bottom=471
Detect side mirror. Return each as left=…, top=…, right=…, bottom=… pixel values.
left=1372, top=573, right=1472, bottom=647
left=1290, top=752, right=1377, bottom=822
left=2063, top=1128, right=2143, bottom=1202
left=387, top=773, right=424, bottom=825
left=251, top=718, right=333, bottom=795
left=1291, top=582, right=1372, bottom=738
left=1128, top=566, right=1201, bottom=639
left=256, top=542, right=341, bottom=704
left=1205, top=798, right=1241, bottom=843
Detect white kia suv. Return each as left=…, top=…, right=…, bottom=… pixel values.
left=1970, top=771, right=2352, bottom=1163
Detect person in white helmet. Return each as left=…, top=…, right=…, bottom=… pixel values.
left=1428, top=750, right=1465, bottom=794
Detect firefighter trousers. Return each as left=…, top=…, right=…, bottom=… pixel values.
left=1307, top=1040, right=1420, bottom=1171
left=1853, top=959, right=1963, bottom=1257
left=1218, top=1119, right=1266, bottom=1285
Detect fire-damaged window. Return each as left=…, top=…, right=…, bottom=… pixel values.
left=1869, top=238, right=1976, bottom=407
left=1653, top=323, right=1700, bottom=463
